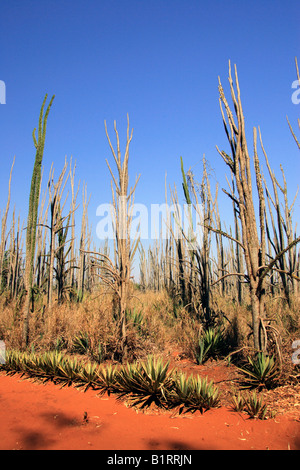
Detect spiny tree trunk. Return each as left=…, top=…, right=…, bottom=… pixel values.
left=216, top=64, right=268, bottom=351
left=103, top=114, right=140, bottom=359
left=23, top=94, right=54, bottom=347
left=180, top=156, right=216, bottom=322
left=216, top=62, right=300, bottom=352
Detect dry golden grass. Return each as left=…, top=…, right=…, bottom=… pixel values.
left=0, top=286, right=299, bottom=370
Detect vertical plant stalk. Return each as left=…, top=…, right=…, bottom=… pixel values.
left=11, top=214, right=23, bottom=299
left=104, top=114, right=140, bottom=358
left=0, top=156, right=15, bottom=292
left=78, top=183, right=90, bottom=301
left=23, top=94, right=55, bottom=347
left=260, top=130, right=298, bottom=305
left=47, top=159, right=69, bottom=309
left=35, top=167, right=49, bottom=290
left=179, top=156, right=217, bottom=321
left=215, top=62, right=300, bottom=351
left=168, top=184, right=188, bottom=308
left=216, top=63, right=267, bottom=351
left=180, top=157, right=196, bottom=310
left=69, top=158, right=80, bottom=290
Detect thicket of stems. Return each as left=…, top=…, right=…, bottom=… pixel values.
left=0, top=60, right=299, bottom=358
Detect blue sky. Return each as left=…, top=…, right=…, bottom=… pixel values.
left=0, top=0, right=299, bottom=254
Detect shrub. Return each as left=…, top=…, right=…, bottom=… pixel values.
left=96, top=364, right=119, bottom=396
left=72, top=331, right=89, bottom=355
left=230, top=391, right=246, bottom=412
left=231, top=390, right=269, bottom=420
left=237, top=352, right=281, bottom=390
left=244, top=391, right=269, bottom=420
left=115, top=356, right=174, bottom=409
left=126, top=308, right=144, bottom=333
left=2, top=350, right=221, bottom=416
left=194, top=326, right=225, bottom=364
left=74, top=362, right=101, bottom=391
left=169, top=372, right=220, bottom=414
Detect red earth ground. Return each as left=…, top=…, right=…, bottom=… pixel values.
left=0, top=357, right=299, bottom=451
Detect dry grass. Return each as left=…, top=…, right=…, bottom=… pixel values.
left=1, top=287, right=299, bottom=372
left=0, top=286, right=188, bottom=360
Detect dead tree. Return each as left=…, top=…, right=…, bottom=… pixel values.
left=261, top=136, right=299, bottom=305
left=94, top=115, right=140, bottom=359
left=77, top=183, right=90, bottom=301
left=69, top=158, right=80, bottom=291
left=215, top=62, right=299, bottom=352
left=43, top=159, right=79, bottom=309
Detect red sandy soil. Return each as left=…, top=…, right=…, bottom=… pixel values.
left=0, top=360, right=300, bottom=451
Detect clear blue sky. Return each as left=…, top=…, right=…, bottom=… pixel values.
left=0, top=0, right=299, bottom=252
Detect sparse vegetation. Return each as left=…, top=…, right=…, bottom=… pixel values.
left=0, top=60, right=300, bottom=419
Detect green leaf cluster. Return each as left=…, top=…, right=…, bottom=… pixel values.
left=1, top=350, right=221, bottom=415
left=237, top=352, right=281, bottom=390
left=230, top=390, right=270, bottom=420
left=194, top=326, right=225, bottom=364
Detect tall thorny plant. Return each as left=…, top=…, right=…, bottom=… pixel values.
left=214, top=61, right=300, bottom=352
left=86, top=115, right=140, bottom=360
left=23, top=94, right=55, bottom=346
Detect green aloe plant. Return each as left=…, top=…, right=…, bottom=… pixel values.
left=56, top=356, right=81, bottom=388
left=3, top=350, right=25, bottom=374
left=115, top=356, right=174, bottom=409
left=194, top=326, right=224, bottom=364
left=237, top=352, right=281, bottom=390
left=126, top=308, right=144, bottom=333
left=74, top=362, right=100, bottom=391
left=170, top=373, right=220, bottom=414
left=230, top=390, right=269, bottom=419
left=230, top=391, right=246, bottom=413
left=72, top=331, right=89, bottom=355
left=15, top=351, right=39, bottom=377
left=96, top=364, right=119, bottom=396
left=244, top=391, right=269, bottom=420
left=53, top=336, right=68, bottom=352
left=36, top=351, right=64, bottom=382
